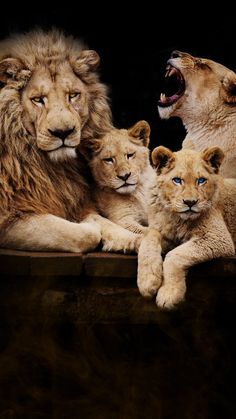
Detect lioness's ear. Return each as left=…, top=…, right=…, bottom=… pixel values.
left=221, top=73, right=236, bottom=104
left=202, top=146, right=225, bottom=173
left=128, top=120, right=151, bottom=147
left=151, top=146, right=175, bottom=174
left=0, top=58, right=31, bottom=85
left=74, top=50, right=100, bottom=74
left=79, top=138, right=102, bottom=160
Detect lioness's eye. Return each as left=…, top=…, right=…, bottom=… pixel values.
left=103, top=157, right=114, bottom=164
left=172, top=177, right=182, bottom=185
left=127, top=152, right=135, bottom=160
left=31, top=97, right=44, bottom=105
left=197, top=177, right=207, bottom=185
left=69, top=92, right=80, bottom=100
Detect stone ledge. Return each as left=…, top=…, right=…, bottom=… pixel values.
left=0, top=248, right=235, bottom=279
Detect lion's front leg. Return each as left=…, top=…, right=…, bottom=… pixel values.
left=1, top=214, right=101, bottom=253
left=156, top=223, right=235, bottom=310
left=85, top=213, right=141, bottom=253
left=137, top=228, right=163, bottom=298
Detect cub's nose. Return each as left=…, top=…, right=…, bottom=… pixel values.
left=117, top=172, right=131, bottom=181
left=183, top=199, right=198, bottom=208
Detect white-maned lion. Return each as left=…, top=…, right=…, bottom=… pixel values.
left=137, top=146, right=236, bottom=309
left=158, top=50, right=236, bottom=178
left=0, top=28, right=140, bottom=254
left=81, top=120, right=156, bottom=235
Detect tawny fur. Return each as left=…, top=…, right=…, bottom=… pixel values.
left=0, top=28, right=141, bottom=253
left=81, top=120, right=156, bottom=235
left=138, top=146, right=236, bottom=309
left=158, top=51, right=236, bottom=178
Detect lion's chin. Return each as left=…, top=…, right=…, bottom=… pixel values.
left=48, top=147, right=77, bottom=162
left=179, top=211, right=200, bottom=221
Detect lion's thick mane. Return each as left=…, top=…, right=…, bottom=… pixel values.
left=0, top=28, right=112, bottom=234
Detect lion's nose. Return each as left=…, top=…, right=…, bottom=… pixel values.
left=117, top=172, right=131, bottom=181
left=48, top=128, right=74, bottom=140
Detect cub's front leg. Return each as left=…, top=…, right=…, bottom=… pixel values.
left=85, top=213, right=142, bottom=253
left=137, top=228, right=163, bottom=297
left=156, top=219, right=235, bottom=309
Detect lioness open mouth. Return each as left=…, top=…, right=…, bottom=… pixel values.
left=158, top=65, right=185, bottom=108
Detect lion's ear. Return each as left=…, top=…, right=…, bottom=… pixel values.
left=79, top=138, right=102, bottom=160
left=202, top=146, right=224, bottom=173
left=128, top=120, right=150, bottom=147
left=0, top=58, right=31, bottom=85
left=74, top=50, right=100, bottom=74
left=221, top=73, right=236, bottom=104
left=151, top=146, right=175, bottom=174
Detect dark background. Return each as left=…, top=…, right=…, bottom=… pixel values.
left=1, top=7, right=236, bottom=418
left=1, top=5, right=235, bottom=151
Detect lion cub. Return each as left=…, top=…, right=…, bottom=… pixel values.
left=138, top=145, right=236, bottom=309
left=82, top=120, right=156, bottom=235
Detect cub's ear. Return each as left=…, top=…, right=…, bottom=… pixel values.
left=79, top=138, right=102, bottom=160
left=128, top=120, right=151, bottom=147
left=74, top=50, right=100, bottom=74
left=151, top=146, right=175, bottom=174
left=0, top=58, right=31, bottom=85
left=221, top=73, right=236, bottom=104
left=202, top=146, right=225, bottom=173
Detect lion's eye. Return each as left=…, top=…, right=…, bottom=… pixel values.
left=172, top=177, right=183, bottom=185
left=103, top=157, right=114, bottom=164
left=69, top=92, right=81, bottom=100
left=127, top=152, right=135, bottom=160
left=197, top=177, right=207, bottom=185
left=31, top=97, right=44, bottom=105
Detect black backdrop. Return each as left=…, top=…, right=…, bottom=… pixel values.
left=1, top=5, right=235, bottom=151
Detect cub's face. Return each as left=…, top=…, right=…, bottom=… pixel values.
left=84, top=121, right=151, bottom=194
left=152, top=146, right=224, bottom=220
left=157, top=50, right=236, bottom=120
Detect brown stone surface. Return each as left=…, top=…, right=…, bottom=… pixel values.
left=0, top=249, right=235, bottom=418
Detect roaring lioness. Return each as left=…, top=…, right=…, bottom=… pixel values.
left=81, top=120, right=156, bottom=234
left=137, top=145, right=236, bottom=309
left=157, top=50, right=236, bottom=178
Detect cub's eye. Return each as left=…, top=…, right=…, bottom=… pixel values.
left=103, top=157, right=114, bottom=164
left=127, top=152, right=135, bottom=160
left=69, top=92, right=81, bottom=100
left=31, top=97, right=44, bottom=105
left=197, top=177, right=207, bottom=185
left=172, top=177, right=183, bottom=185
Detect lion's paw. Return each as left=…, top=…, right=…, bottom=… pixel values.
left=156, top=284, right=186, bottom=310
left=102, top=232, right=141, bottom=254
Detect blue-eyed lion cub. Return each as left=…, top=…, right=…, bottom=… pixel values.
left=82, top=120, right=156, bottom=234
left=138, top=145, right=236, bottom=309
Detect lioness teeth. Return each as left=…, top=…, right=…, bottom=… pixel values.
left=160, top=93, right=166, bottom=102
left=168, top=68, right=175, bottom=77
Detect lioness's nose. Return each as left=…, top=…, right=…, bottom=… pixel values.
left=117, top=172, right=131, bottom=181
left=171, top=50, right=190, bottom=59
left=48, top=128, right=74, bottom=140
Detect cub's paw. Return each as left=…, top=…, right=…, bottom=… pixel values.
left=137, top=265, right=163, bottom=298
left=156, top=284, right=186, bottom=310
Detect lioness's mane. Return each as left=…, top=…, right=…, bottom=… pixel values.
left=0, top=28, right=112, bottom=231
